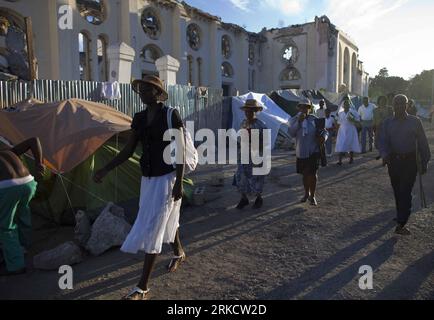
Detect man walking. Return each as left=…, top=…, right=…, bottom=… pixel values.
left=380, top=94, right=431, bottom=235
left=373, top=96, right=394, bottom=160
left=358, top=97, right=376, bottom=153
left=315, top=99, right=326, bottom=119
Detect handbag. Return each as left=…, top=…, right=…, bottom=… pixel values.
left=167, top=107, right=199, bottom=174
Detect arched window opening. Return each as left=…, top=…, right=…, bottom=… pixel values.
left=197, top=57, right=202, bottom=86
left=141, top=7, right=161, bottom=40
left=221, top=62, right=233, bottom=78
left=79, top=31, right=91, bottom=80
left=77, top=0, right=106, bottom=25
left=97, top=35, right=108, bottom=82
left=280, top=67, right=301, bottom=82
left=221, top=35, right=231, bottom=59
left=187, top=55, right=193, bottom=86
left=140, top=44, right=163, bottom=64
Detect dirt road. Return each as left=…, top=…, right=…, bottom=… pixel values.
left=1, top=125, right=433, bottom=300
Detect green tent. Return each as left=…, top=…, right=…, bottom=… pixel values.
left=2, top=136, right=195, bottom=225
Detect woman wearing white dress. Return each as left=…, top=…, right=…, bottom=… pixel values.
left=93, top=76, right=186, bottom=300
left=335, top=97, right=361, bottom=165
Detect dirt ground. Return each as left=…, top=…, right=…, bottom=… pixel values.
left=1, top=124, right=433, bottom=300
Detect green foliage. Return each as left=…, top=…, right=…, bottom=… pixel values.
left=369, top=68, right=434, bottom=105
left=407, top=70, right=434, bottom=103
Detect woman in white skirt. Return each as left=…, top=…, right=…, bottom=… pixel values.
left=94, top=75, right=186, bottom=300
left=335, top=97, right=362, bottom=165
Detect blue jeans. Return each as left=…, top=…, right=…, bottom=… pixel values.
left=361, top=121, right=374, bottom=153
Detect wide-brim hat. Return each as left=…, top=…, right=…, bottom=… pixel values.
left=240, top=99, right=264, bottom=112
left=297, top=98, right=312, bottom=108
left=132, top=75, right=168, bottom=102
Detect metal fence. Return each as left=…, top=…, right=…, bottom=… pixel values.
left=0, top=80, right=226, bottom=132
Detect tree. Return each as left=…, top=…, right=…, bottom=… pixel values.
left=369, top=68, right=408, bottom=99
left=407, top=69, right=434, bottom=105
left=378, top=67, right=389, bottom=78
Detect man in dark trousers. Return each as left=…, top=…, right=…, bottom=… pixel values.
left=380, top=94, right=431, bottom=235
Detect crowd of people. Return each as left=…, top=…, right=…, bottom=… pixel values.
left=0, top=75, right=431, bottom=301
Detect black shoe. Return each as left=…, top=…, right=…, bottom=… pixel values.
left=395, top=225, right=411, bottom=236
left=253, top=196, right=263, bottom=209
left=236, top=197, right=249, bottom=210
left=376, top=155, right=382, bottom=160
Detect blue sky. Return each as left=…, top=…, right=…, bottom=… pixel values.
left=184, top=0, right=434, bottom=80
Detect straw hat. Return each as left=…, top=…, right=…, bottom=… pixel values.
left=240, top=99, right=263, bottom=112
left=297, top=98, right=312, bottom=108
left=132, top=75, right=168, bottom=101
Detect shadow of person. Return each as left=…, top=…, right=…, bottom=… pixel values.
left=258, top=219, right=395, bottom=299
left=375, top=250, right=434, bottom=300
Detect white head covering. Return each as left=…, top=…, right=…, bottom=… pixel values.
left=338, top=95, right=357, bottom=113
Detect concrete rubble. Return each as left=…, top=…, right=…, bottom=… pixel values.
left=33, top=241, right=83, bottom=270
left=85, top=203, right=132, bottom=256
left=74, top=210, right=91, bottom=248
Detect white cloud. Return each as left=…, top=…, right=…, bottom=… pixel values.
left=325, top=0, right=408, bottom=34
left=324, top=0, right=434, bottom=79
left=229, top=0, right=250, bottom=11
left=260, top=0, right=306, bottom=16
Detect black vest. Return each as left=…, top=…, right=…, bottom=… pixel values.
left=132, top=106, right=178, bottom=177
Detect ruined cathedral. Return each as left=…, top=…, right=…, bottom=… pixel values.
left=0, top=0, right=369, bottom=96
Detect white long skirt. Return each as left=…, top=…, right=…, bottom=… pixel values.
left=335, top=124, right=362, bottom=153
left=121, top=172, right=181, bottom=255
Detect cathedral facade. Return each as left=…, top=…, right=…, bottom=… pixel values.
left=0, top=0, right=369, bottom=96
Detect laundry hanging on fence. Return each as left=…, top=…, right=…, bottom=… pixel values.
left=101, top=81, right=122, bottom=100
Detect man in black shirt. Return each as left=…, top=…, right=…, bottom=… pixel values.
left=94, top=75, right=186, bottom=300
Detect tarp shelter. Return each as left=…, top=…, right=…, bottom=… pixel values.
left=303, top=90, right=339, bottom=113
left=416, top=103, right=434, bottom=120
left=269, top=90, right=303, bottom=117
left=0, top=99, right=195, bottom=224
left=270, top=90, right=339, bottom=118
left=232, top=92, right=291, bottom=150
left=0, top=99, right=136, bottom=223
left=0, top=98, right=132, bottom=173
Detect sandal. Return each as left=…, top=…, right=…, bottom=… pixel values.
left=167, top=253, right=186, bottom=273
left=309, top=196, right=318, bottom=206
left=122, top=287, right=150, bottom=300
left=300, top=195, right=309, bottom=203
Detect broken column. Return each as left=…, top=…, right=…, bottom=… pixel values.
left=107, top=42, right=135, bottom=83
left=155, top=55, right=180, bottom=86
